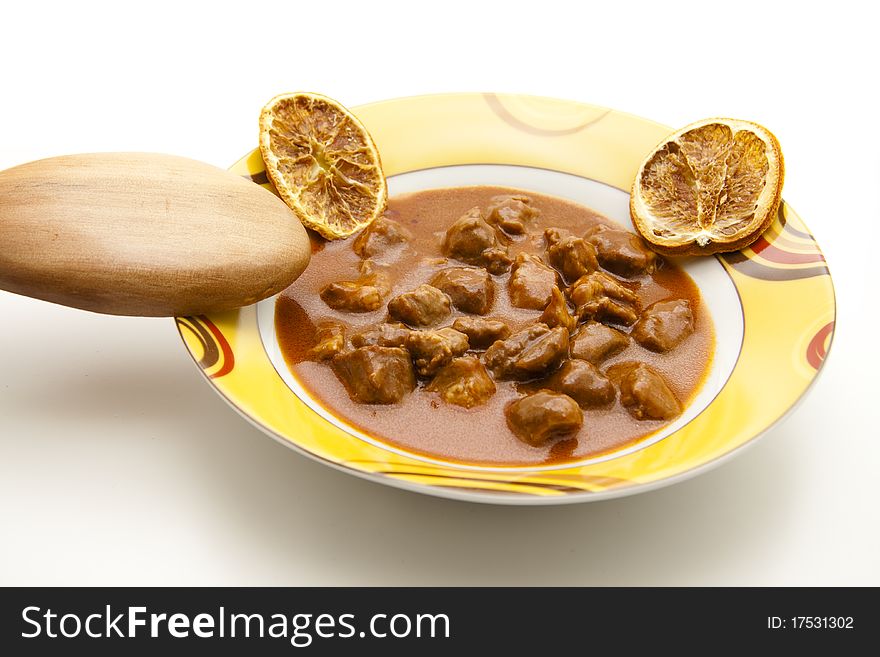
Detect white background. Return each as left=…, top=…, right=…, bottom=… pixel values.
left=1, top=0, right=877, bottom=585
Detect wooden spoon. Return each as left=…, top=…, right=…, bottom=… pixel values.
left=0, top=153, right=311, bottom=316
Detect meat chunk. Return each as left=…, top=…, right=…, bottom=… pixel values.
left=357, top=259, right=382, bottom=277
left=442, top=207, right=512, bottom=274
left=569, top=271, right=638, bottom=306
left=584, top=224, right=658, bottom=277
left=309, top=320, right=347, bottom=361
left=484, top=324, right=569, bottom=380
left=570, top=321, right=629, bottom=363
left=506, top=391, right=583, bottom=446
left=352, top=215, right=412, bottom=260
left=442, top=208, right=494, bottom=261
left=332, top=346, right=415, bottom=404
left=547, top=360, right=615, bottom=407
left=319, top=272, right=390, bottom=313
left=426, top=356, right=496, bottom=408
left=430, top=267, right=494, bottom=315
left=479, top=247, right=513, bottom=275
left=350, top=322, right=412, bottom=348
left=451, top=317, right=511, bottom=349
left=578, top=297, right=638, bottom=327
left=387, top=284, right=451, bottom=327
left=509, top=253, right=558, bottom=309
left=406, top=327, right=470, bottom=376
left=568, top=272, right=639, bottom=326
left=485, top=195, right=538, bottom=236
left=631, top=299, right=695, bottom=352
left=539, top=286, right=576, bottom=333
left=607, top=362, right=681, bottom=420
left=545, top=227, right=599, bottom=284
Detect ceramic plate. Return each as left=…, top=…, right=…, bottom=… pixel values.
left=176, top=93, right=835, bottom=504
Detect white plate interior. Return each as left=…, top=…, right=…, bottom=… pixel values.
left=257, top=165, right=744, bottom=472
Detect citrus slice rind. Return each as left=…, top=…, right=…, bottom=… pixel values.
left=259, top=92, right=387, bottom=240
left=630, top=118, right=784, bottom=256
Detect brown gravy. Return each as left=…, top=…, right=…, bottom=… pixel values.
left=275, top=186, right=714, bottom=466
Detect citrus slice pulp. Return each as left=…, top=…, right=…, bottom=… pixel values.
left=630, top=118, right=784, bottom=255
left=259, top=92, right=387, bottom=240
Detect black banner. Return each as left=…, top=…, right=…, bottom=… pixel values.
left=0, top=587, right=874, bottom=654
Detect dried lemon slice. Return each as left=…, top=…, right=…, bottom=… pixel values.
left=259, top=92, right=387, bottom=240
left=630, top=118, right=784, bottom=255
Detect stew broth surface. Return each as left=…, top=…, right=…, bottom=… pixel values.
left=276, top=186, right=714, bottom=466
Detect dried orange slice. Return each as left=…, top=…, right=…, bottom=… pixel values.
left=630, top=118, right=784, bottom=255
left=259, top=92, right=387, bottom=240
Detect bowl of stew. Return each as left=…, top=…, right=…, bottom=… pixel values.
left=177, top=93, right=835, bottom=504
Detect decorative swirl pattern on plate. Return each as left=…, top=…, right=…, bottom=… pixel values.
left=343, top=460, right=632, bottom=496
left=806, top=322, right=834, bottom=370
left=248, top=170, right=270, bottom=186
left=175, top=315, right=235, bottom=378
left=483, top=93, right=612, bottom=136
left=720, top=205, right=830, bottom=281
